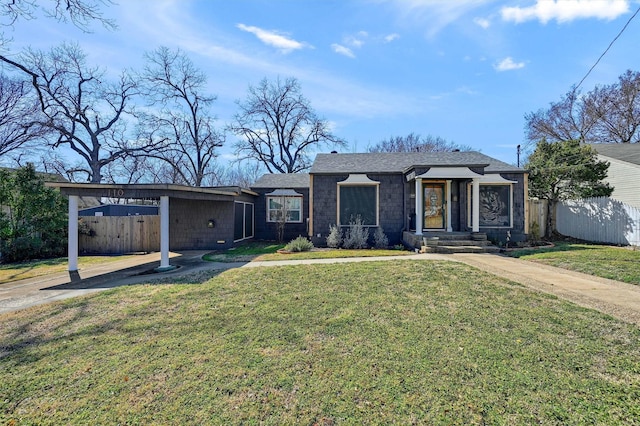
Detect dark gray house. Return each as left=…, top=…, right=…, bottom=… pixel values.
left=50, top=151, right=529, bottom=270
left=255, top=151, right=528, bottom=247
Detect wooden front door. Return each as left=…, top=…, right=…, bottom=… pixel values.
left=423, top=183, right=445, bottom=229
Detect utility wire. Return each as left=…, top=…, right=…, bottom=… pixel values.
left=574, top=3, right=640, bottom=92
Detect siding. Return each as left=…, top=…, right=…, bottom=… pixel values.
left=252, top=187, right=310, bottom=242
left=311, top=173, right=406, bottom=246
left=600, top=156, right=640, bottom=209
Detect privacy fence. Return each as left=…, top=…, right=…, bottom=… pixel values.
left=79, top=215, right=160, bottom=254
left=556, top=197, right=640, bottom=246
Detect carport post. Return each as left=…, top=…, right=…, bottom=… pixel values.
left=159, top=195, right=171, bottom=270
left=68, top=195, right=79, bottom=272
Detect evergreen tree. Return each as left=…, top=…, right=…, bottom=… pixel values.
left=526, top=139, right=613, bottom=237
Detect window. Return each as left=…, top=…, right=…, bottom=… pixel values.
left=337, top=174, right=379, bottom=226
left=234, top=201, right=254, bottom=241
left=267, top=195, right=302, bottom=223
left=468, top=184, right=512, bottom=227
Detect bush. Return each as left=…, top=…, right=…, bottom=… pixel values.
left=343, top=216, right=369, bottom=249
left=284, top=236, right=314, bottom=252
left=373, top=227, right=389, bottom=249
left=326, top=224, right=342, bottom=248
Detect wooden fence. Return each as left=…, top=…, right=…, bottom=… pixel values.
left=556, top=197, right=640, bottom=246
left=527, top=199, right=548, bottom=238
left=79, top=215, right=160, bottom=254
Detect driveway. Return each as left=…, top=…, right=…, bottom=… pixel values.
left=2, top=251, right=640, bottom=327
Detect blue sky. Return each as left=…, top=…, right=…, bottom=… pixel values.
left=6, top=0, right=640, bottom=166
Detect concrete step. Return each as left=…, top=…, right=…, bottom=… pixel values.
left=422, top=232, right=487, bottom=241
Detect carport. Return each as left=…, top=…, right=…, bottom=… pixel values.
left=46, top=183, right=257, bottom=272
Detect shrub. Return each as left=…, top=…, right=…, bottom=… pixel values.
left=343, top=216, right=369, bottom=249
left=326, top=224, right=342, bottom=248
left=285, top=236, right=314, bottom=252
left=373, top=226, right=389, bottom=249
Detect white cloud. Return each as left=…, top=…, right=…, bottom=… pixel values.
left=380, top=0, right=496, bottom=37
left=331, top=43, right=356, bottom=58
left=384, top=33, right=400, bottom=42
left=236, top=23, right=310, bottom=53
left=494, top=57, right=526, bottom=71
left=473, top=17, right=491, bottom=29
left=501, top=0, right=629, bottom=24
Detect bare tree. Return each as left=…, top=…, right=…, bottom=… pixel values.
left=229, top=77, right=345, bottom=173
left=0, top=43, right=158, bottom=182
left=138, top=46, right=224, bottom=187
left=1, top=0, right=115, bottom=30
left=0, top=73, right=49, bottom=159
left=207, top=162, right=264, bottom=187
left=367, top=133, right=472, bottom=153
left=525, top=70, right=640, bottom=146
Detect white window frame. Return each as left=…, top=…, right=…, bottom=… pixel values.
left=337, top=174, right=380, bottom=226
left=467, top=183, right=514, bottom=228
left=267, top=195, right=303, bottom=223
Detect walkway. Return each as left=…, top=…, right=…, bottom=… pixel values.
left=2, top=251, right=640, bottom=327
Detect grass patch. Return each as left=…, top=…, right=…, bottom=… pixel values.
left=0, top=256, right=135, bottom=284
left=507, top=242, right=640, bottom=285
left=203, top=241, right=285, bottom=262
left=203, top=241, right=411, bottom=262
left=2, top=260, right=640, bottom=424
left=255, top=248, right=412, bottom=261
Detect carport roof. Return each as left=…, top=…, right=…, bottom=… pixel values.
left=45, top=182, right=258, bottom=200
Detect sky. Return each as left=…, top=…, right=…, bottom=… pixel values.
left=5, top=0, right=640, bottom=167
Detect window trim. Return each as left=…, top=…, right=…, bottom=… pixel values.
left=467, top=183, right=514, bottom=228
left=234, top=201, right=254, bottom=242
left=337, top=174, right=380, bottom=227
left=265, top=189, right=304, bottom=223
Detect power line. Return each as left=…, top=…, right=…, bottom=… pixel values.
left=574, top=3, right=640, bottom=92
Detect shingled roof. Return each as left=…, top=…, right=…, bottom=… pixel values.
left=590, top=143, right=640, bottom=166
left=251, top=173, right=310, bottom=188
left=309, top=151, right=523, bottom=174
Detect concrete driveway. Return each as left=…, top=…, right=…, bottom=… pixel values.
left=2, top=251, right=640, bottom=327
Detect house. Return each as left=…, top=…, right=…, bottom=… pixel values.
left=48, top=150, right=528, bottom=271
left=590, top=143, right=640, bottom=209
left=256, top=151, right=528, bottom=247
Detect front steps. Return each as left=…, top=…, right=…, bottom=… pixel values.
left=402, top=231, right=501, bottom=254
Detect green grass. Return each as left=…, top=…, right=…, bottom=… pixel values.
left=203, top=241, right=411, bottom=262
left=203, top=241, right=285, bottom=262
left=0, top=255, right=135, bottom=284
left=506, top=242, right=640, bottom=284
left=2, top=260, right=639, bottom=424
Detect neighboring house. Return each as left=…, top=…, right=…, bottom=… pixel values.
left=590, top=143, right=640, bottom=209
left=251, top=151, right=528, bottom=246
left=79, top=204, right=159, bottom=217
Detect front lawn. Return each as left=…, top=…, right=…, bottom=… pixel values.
left=506, top=242, right=640, bottom=284
left=2, top=260, right=639, bottom=424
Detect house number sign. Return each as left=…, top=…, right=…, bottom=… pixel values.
left=106, top=188, right=126, bottom=198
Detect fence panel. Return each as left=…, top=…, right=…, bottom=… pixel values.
left=556, top=197, right=640, bottom=246
left=79, top=215, right=160, bottom=254
left=527, top=199, right=548, bottom=238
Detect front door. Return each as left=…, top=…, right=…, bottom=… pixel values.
left=423, top=183, right=445, bottom=229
